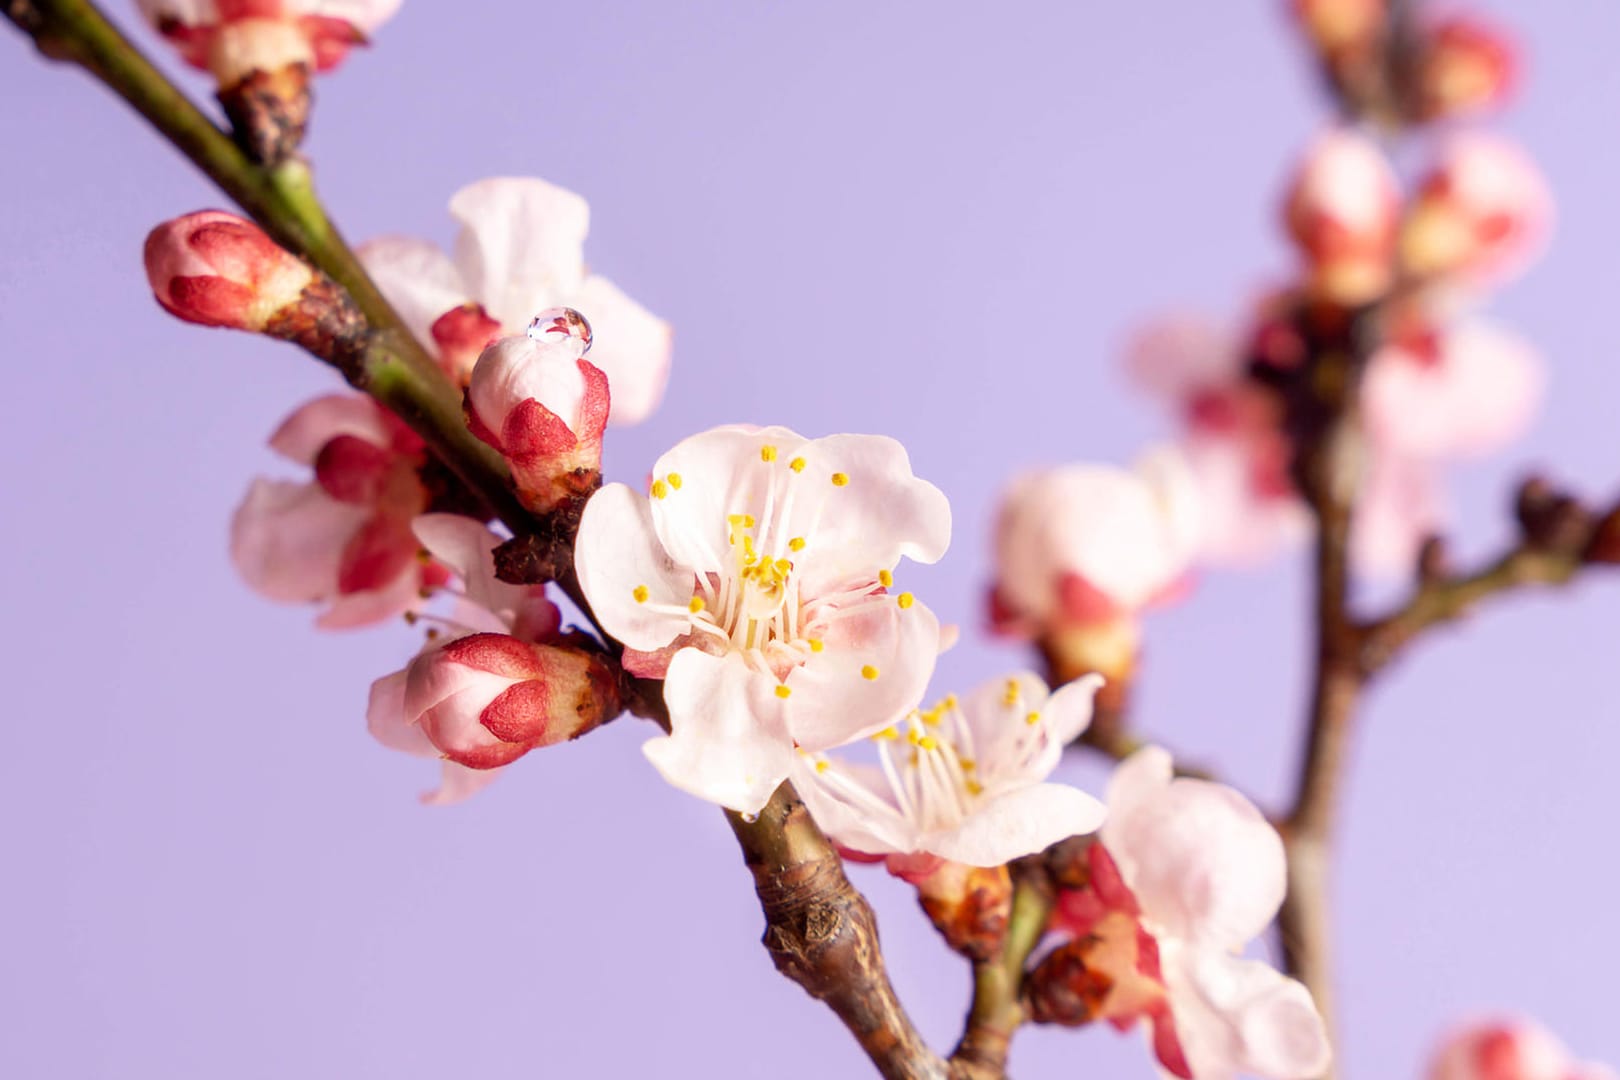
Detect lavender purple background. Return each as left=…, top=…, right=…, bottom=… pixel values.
left=3, top=2, right=1617, bottom=1077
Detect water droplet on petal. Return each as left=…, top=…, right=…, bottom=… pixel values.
left=526, top=306, right=593, bottom=354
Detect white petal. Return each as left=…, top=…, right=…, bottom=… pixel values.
left=229, top=478, right=358, bottom=603
left=1103, top=748, right=1286, bottom=948
left=574, top=484, right=696, bottom=651
left=1126, top=314, right=1242, bottom=400
left=1045, top=673, right=1106, bottom=746
left=782, top=434, right=952, bottom=598
left=643, top=649, right=796, bottom=814
left=356, top=235, right=468, bottom=349
left=648, top=425, right=811, bottom=572
left=786, top=597, right=940, bottom=751
left=791, top=757, right=916, bottom=857
left=267, top=393, right=395, bottom=465
left=365, top=666, right=434, bottom=758
left=1165, top=948, right=1332, bottom=1080
left=421, top=762, right=504, bottom=806
left=316, top=569, right=423, bottom=630
left=1179, top=436, right=1311, bottom=565
left=450, top=177, right=589, bottom=329
left=957, top=670, right=1059, bottom=780
left=922, top=783, right=1107, bottom=866
left=1352, top=454, right=1445, bottom=578
left=570, top=274, right=673, bottom=427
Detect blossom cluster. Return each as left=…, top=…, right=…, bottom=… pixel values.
left=119, top=0, right=1609, bottom=1078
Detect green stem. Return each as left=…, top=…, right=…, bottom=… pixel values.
left=951, top=876, right=1052, bottom=1078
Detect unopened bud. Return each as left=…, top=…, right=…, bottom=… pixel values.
left=1025, top=939, right=1114, bottom=1027
left=431, top=302, right=504, bottom=387
left=1401, top=135, right=1552, bottom=287
left=467, top=309, right=610, bottom=515
left=1584, top=506, right=1620, bottom=565
left=145, top=211, right=313, bottom=331
left=1416, top=16, right=1517, bottom=121
left=1428, top=1018, right=1613, bottom=1080
left=403, top=633, right=618, bottom=770
left=914, top=861, right=1012, bottom=962
left=144, top=211, right=365, bottom=362
left=1284, top=131, right=1400, bottom=305
left=1514, top=476, right=1592, bottom=554
left=1289, top=0, right=1385, bottom=57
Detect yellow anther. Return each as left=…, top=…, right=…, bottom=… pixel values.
left=917, top=735, right=939, bottom=752
left=807, top=638, right=824, bottom=653
left=651, top=479, right=668, bottom=499
left=861, top=665, right=880, bottom=681
left=920, top=706, right=943, bottom=726
left=761, top=444, right=779, bottom=462
left=897, top=592, right=915, bottom=609
left=667, top=472, right=683, bottom=490
left=943, top=693, right=960, bottom=710
left=773, top=559, right=791, bottom=575
left=831, top=472, right=850, bottom=487
left=872, top=726, right=899, bottom=742
left=688, top=596, right=706, bottom=614
left=788, top=537, right=806, bottom=552
left=1026, top=711, right=1042, bottom=726
left=815, top=759, right=830, bottom=773
left=959, top=757, right=976, bottom=771
left=789, top=456, right=807, bottom=473
left=774, top=684, right=792, bottom=699
left=633, top=585, right=650, bottom=603
left=1003, top=678, right=1021, bottom=705
left=878, top=569, right=894, bottom=587
left=907, top=729, right=922, bottom=745
left=966, top=779, right=985, bottom=796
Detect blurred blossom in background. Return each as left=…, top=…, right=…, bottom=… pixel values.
left=2, top=1, right=1618, bottom=1077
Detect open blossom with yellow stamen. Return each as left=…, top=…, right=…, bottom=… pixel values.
left=793, top=672, right=1107, bottom=869
left=575, top=424, right=950, bottom=814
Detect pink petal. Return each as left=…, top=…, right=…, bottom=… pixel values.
left=267, top=393, right=395, bottom=466
left=1125, top=314, right=1243, bottom=401
left=643, top=648, right=796, bottom=814
left=230, top=478, right=359, bottom=604
left=1165, top=950, right=1331, bottom=1080
left=356, top=235, right=468, bottom=350
left=1353, top=454, right=1446, bottom=577
left=449, top=177, right=590, bottom=329
left=573, top=485, right=697, bottom=652
left=365, top=666, right=434, bottom=758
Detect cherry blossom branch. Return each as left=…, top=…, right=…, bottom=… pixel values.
left=726, top=785, right=952, bottom=1080
left=950, top=867, right=1053, bottom=1080
left=3, top=0, right=524, bottom=527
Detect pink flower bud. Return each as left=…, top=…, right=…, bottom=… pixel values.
left=1401, top=135, right=1552, bottom=287
left=1417, top=16, right=1518, bottom=121
left=1284, top=131, right=1401, bottom=305
left=402, top=633, right=617, bottom=769
left=138, top=0, right=400, bottom=84
left=144, top=211, right=313, bottom=332
left=1289, top=0, right=1384, bottom=56
left=1428, top=1019, right=1616, bottom=1080
left=467, top=308, right=610, bottom=514
left=430, top=302, right=504, bottom=387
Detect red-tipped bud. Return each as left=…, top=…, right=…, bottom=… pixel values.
left=402, top=633, right=617, bottom=770
left=145, top=211, right=314, bottom=331
left=430, top=302, right=504, bottom=387
left=912, top=861, right=1012, bottom=962
left=1401, top=135, right=1552, bottom=287
left=1417, top=16, right=1518, bottom=121
left=1289, top=0, right=1385, bottom=57
left=1428, top=1018, right=1615, bottom=1080
left=1284, top=131, right=1401, bottom=305
left=467, top=308, right=610, bottom=514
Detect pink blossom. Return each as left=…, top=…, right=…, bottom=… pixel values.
left=365, top=515, right=567, bottom=804
left=1051, top=747, right=1331, bottom=1080
left=358, top=177, right=671, bottom=421
left=231, top=394, right=440, bottom=629
left=466, top=312, right=610, bottom=515
left=138, top=0, right=398, bottom=87
left=1401, top=135, right=1553, bottom=288
left=1428, top=1018, right=1616, bottom=1080
left=1362, top=319, right=1543, bottom=460
left=144, top=211, right=313, bottom=331
left=991, top=448, right=1202, bottom=646
left=575, top=425, right=950, bottom=814
left=1283, top=130, right=1401, bottom=305
left=1417, top=16, right=1519, bottom=121
left=794, top=672, right=1107, bottom=869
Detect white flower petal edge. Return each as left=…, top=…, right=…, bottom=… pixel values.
left=795, top=672, right=1107, bottom=866
left=578, top=424, right=952, bottom=814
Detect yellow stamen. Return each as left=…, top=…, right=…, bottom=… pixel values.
left=761, top=444, right=779, bottom=462
left=807, top=638, right=824, bottom=653
left=878, top=569, right=894, bottom=587
left=667, top=472, right=683, bottom=490
left=917, top=735, right=939, bottom=751
left=1003, top=678, right=1021, bottom=705
left=815, top=759, right=829, bottom=773
left=861, top=665, right=880, bottom=681
left=774, top=685, right=792, bottom=699
left=872, top=726, right=899, bottom=742
left=897, top=592, right=914, bottom=609
left=966, top=779, right=985, bottom=796
left=651, top=479, right=668, bottom=499
left=633, top=585, right=650, bottom=603
left=1026, top=711, right=1042, bottom=726
left=789, top=456, right=807, bottom=473
left=688, top=596, right=706, bottom=614
left=788, top=537, right=806, bottom=552
left=831, top=472, right=850, bottom=487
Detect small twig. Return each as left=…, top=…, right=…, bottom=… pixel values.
left=727, top=785, right=950, bottom=1080
left=948, top=867, right=1053, bottom=1079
